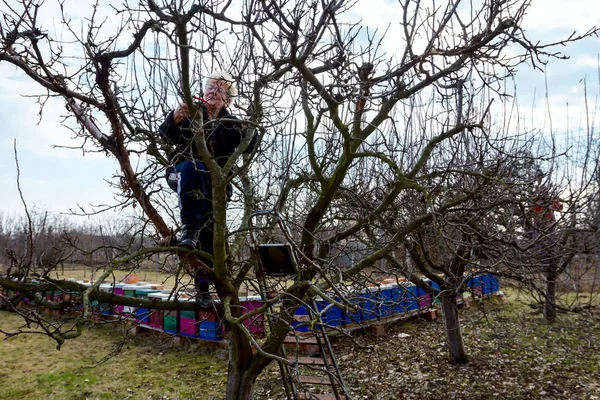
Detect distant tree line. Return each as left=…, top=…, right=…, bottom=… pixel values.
left=0, top=209, right=144, bottom=274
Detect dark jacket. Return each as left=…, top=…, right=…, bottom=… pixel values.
left=158, top=105, right=257, bottom=167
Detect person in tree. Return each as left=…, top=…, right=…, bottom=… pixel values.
left=159, top=71, right=257, bottom=306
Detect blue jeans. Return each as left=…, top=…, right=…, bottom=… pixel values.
left=172, top=160, right=212, bottom=231
left=167, top=160, right=215, bottom=290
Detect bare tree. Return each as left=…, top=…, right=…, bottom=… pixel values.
left=1, top=0, right=598, bottom=398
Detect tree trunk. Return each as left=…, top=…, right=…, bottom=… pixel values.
left=223, top=298, right=303, bottom=399
left=541, top=229, right=559, bottom=322
left=223, top=322, right=267, bottom=400
left=226, top=363, right=258, bottom=400
left=440, top=290, right=469, bottom=364
left=544, top=258, right=558, bottom=321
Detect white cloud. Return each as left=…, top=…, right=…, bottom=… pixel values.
left=0, top=70, right=107, bottom=160
left=568, top=53, right=600, bottom=70
left=523, top=0, right=600, bottom=31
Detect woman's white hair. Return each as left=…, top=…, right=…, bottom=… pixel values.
left=204, top=71, right=238, bottom=98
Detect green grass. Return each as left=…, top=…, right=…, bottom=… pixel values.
left=45, top=265, right=190, bottom=289
left=4, top=265, right=258, bottom=297
left=0, top=311, right=227, bottom=399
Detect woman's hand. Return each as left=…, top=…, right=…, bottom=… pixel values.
left=173, top=104, right=189, bottom=124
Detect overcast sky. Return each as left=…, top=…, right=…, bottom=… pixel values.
left=0, top=0, right=598, bottom=223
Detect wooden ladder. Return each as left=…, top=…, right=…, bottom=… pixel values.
left=281, top=301, right=350, bottom=400
left=249, top=210, right=350, bottom=399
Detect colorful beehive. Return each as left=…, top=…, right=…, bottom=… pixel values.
left=49, top=279, right=73, bottom=315
left=481, top=274, right=490, bottom=294
left=403, top=283, right=420, bottom=312
left=146, top=292, right=172, bottom=331
left=177, top=298, right=199, bottom=338
left=162, top=292, right=197, bottom=336
left=52, top=288, right=65, bottom=304
left=98, top=283, right=116, bottom=316
left=293, top=297, right=346, bottom=332
left=17, top=280, right=32, bottom=305
left=4, top=287, right=15, bottom=300
left=480, top=274, right=500, bottom=294
left=121, top=284, right=141, bottom=318
left=416, top=285, right=432, bottom=309
left=60, top=278, right=77, bottom=302
left=20, top=279, right=39, bottom=305
left=43, top=288, right=55, bottom=305
left=379, top=284, right=400, bottom=317
left=467, top=275, right=484, bottom=296
left=134, top=285, right=163, bottom=325
left=292, top=303, right=312, bottom=333
left=489, top=275, right=500, bottom=293
left=394, top=284, right=409, bottom=314
left=0, top=286, right=8, bottom=308
left=74, top=280, right=94, bottom=311
left=238, top=295, right=265, bottom=335
left=341, top=292, right=363, bottom=325
left=359, top=286, right=380, bottom=322
left=422, top=278, right=441, bottom=304
left=112, top=282, right=126, bottom=316
left=163, top=308, right=179, bottom=334
left=315, top=298, right=344, bottom=328
left=198, top=306, right=223, bottom=341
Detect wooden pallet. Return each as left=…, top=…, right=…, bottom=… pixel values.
left=296, top=393, right=347, bottom=400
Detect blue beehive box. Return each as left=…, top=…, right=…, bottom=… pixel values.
left=98, top=283, right=116, bottom=316
left=425, top=279, right=441, bottom=291
left=292, top=303, right=312, bottom=333
left=490, top=275, right=500, bottom=292
left=482, top=274, right=500, bottom=293
left=358, top=287, right=380, bottom=322
left=395, top=285, right=410, bottom=314
left=422, top=278, right=441, bottom=304
left=134, top=286, right=162, bottom=325
left=379, top=284, right=399, bottom=317
left=341, top=293, right=363, bottom=325
left=199, top=320, right=223, bottom=341
left=482, top=274, right=493, bottom=295
left=404, top=284, right=420, bottom=312
left=316, top=299, right=344, bottom=327
left=293, top=300, right=344, bottom=332
left=468, top=275, right=484, bottom=295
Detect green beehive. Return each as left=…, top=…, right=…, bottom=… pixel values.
left=163, top=310, right=179, bottom=333
left=181, top=309, right=196, bottom=319
left=135, top=288, right=162, bottom=298
left=122, top=284, right=138, bottom=298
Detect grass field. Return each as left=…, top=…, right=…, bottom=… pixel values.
left=0, top=312, right=228, bottom=399
left=41, top=265, right=191, bottom=289
left=7, top=265, right=263, bottom=296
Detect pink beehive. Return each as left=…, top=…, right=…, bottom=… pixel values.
left=239, top=295, right=264, bottom=335
left=147, top=292, right=172, bottom=330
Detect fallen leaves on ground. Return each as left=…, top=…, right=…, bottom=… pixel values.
left=255, top=298, right=600, bottom=399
